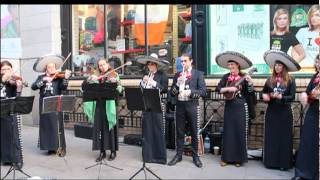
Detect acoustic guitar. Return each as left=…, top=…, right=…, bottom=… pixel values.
left=223, top=67, right=257, bottom=100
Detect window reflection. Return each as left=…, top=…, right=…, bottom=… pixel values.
left=73, top=5, right=105, bottom=77
left=72, top=4, right=191, bottom=77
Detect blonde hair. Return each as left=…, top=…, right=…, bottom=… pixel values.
left=97, top=58, right=111, bottom=75
left=315, top=54, right=320, bottom=73
left=271, top=8, right=290, bottom=35
left=307, top=5, right=320, bottom=31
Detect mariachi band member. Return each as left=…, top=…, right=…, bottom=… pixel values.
left=0, top=60, right=24, bottom=169
left=31, top=54, right=71, bottom=156
left=82, top=58, right=123, bottom=162
left=137, top=53, right=169, bottom=164
left=168, top=53, right=206, bottom=168
left=293, top=54, right=319, bottom=180
left=215, top=51, right=255, bottom=167
left=262, top=50, right=300, bottom=171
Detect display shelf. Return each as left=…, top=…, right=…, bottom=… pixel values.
left=111, top=48, right=145, bottom=54
left=179, top=12, right=191, bottom=20
left=121, top=20, right=134, bottom=26
left=180, top=36, right=192, bottom=43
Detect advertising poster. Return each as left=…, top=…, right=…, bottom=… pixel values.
left=210, top=4, right=318, bottom=75
left=1, top=4, right=22, bottom=58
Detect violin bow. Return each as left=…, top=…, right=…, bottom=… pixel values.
left=51, top=52, right=72, bottom=79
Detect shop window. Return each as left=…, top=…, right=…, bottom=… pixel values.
left=72, top=4, right=106, bottom=77
left=71, top=4, right=191, bottom=77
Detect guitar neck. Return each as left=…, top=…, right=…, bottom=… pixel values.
left=234, top=76, right=246, bottom=87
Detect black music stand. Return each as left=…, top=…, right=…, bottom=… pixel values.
left=1, top=96, right=34, bottom=180
left=82, top=82, right=123, bottom=174
left=42, top=95, right=76, bottom=157
left=42, top=95, right=76, bottom=113
left=125, top=87, right=162, bottom=180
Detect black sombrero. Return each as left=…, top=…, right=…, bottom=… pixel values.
left=136, top=53, right=168, bottom=68
left=263, top=50, right=301, bottom=72
left=215, top=51, right=252, bottom=70
left=33, top=54, right=65, bottom=73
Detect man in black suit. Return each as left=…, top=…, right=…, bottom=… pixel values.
left=168, top=53, right=207, bottom=168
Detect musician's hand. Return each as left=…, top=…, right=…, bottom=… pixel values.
left=245, top=75, right=253, bottom=85
left=184, top=89, right=191, bottom=97
left=177, top=76, right=185, bottom=87
left=143, top=75, right=149, bottom=83
left=15, top=79, right=23, bottom=87
left=16, top=80, right=23, bottom=92
left=88, top=75, right=99, bottom=81
left=276, top=93, right=282, bottom=99
left=311, top=88, right=320, bottom=98
left=109, top=77, right=118, bottom=83
left=64, top=69, right=71, bottom=79
left=299, top=92, right=308, bottom=106
left=227, top=86, right=238, bottom=92
left=149, top=79, right=157, bottom=87
left=1, top=73, right=11, bottom=82
left=43, top=76, right=53, bottom=83
left=262, top=93, right=270, bottom=102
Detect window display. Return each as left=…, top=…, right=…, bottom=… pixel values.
left=71, top=4, right=190, bottom=77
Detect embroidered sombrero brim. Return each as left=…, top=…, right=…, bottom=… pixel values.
left=264, top=50, right=301, bottom=72
left=136, top=55, right=167, bottom=68
left=33, top=54, right=65, bottom=73
left=216, top=51, right=252, bottom=69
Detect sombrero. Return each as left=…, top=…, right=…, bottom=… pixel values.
left=136, top=53, right=168, bottom=68
left=215, top=51, right=252, bottom=70
left=33, top=54, right=65, bottom=72
left=263, top=50, right=301, bottom=72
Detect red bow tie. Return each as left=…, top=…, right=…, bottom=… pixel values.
left=227, top=73, right=241, bottom=82
left=314, top=75, right=320, bottom=84
left=179, top=70, right=192, bottom=80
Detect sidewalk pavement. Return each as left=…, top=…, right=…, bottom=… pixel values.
left=1, top=125, right=294, bottom=179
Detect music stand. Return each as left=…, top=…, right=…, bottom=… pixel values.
left=42, top=95, right=76, bottom=113
left=125, top=87, right=162, bottom=180
left=82, top=82, right=123, bottom=174
left=42, top=95, right=76, bottom=158
left=1, top=96, right=34, bottom=180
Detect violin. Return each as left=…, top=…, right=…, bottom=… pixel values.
left=97, top=69, right=118, bottom=81
left=47, top=70, right=73, bottom=80
left=8, top=74, right=29, bottom=87
left=97, top=61, right=132, bottom=81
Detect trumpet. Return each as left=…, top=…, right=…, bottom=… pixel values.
left=143, top=71, right=154, bottom=89
left=179, top=66, right=187, bottom=92
left=178, top=66, right=189, bottom=100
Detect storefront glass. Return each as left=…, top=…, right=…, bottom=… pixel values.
left=71, top=4, right=192, bottom=77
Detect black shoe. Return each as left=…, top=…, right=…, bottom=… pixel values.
left=47, top=150, right=56, bottom=155
left=108, top=151, right=116, bottom=161
left=192, top=156, right=203, bottom=168
left=168, top=154, right=182, bottom=166
left=280, top=167, right=288, bottom=171
left=291, top=176, right=305, bottom=180
left=96, top=152, right=106, bottom=162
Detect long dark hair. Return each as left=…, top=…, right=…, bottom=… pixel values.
left=1, top=60, right=13, bottom=69
left=268, top=61, right=291, bottom=88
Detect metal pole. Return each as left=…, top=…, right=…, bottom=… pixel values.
left=144, top=5, right=148, bottom=56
